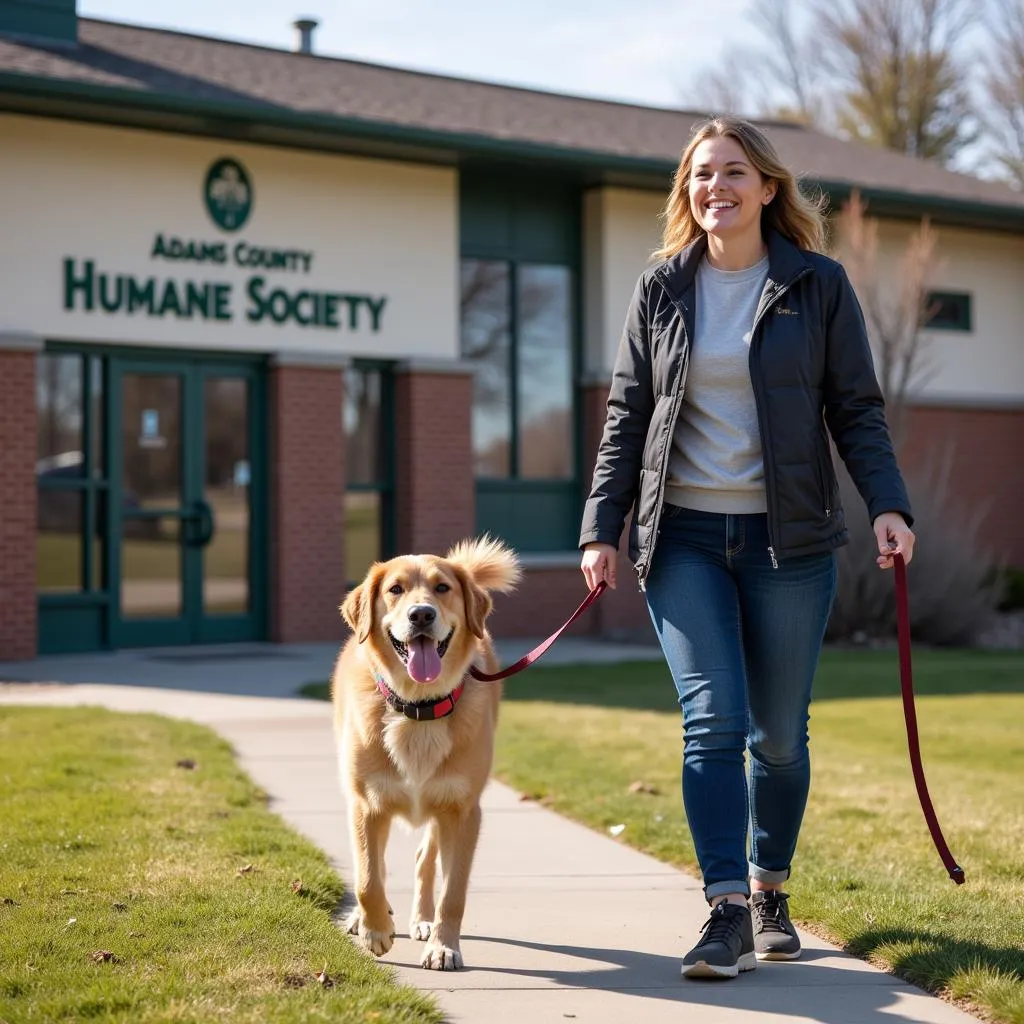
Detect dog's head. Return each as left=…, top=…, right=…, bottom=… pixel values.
left=341, top=536, right=521, bottom=697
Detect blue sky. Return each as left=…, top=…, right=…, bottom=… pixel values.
left=78, top=0, right=768, bottom=109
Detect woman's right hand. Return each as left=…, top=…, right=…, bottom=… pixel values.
left=581, top=542, right=618, bottom=591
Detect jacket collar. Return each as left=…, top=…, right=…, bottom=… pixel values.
left=655, top=229, right=812, bottom=302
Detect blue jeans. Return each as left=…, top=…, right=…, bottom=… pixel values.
left=645, top=506, right=837, bottom=901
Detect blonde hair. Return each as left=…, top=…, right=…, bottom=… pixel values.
left=654, top=116, right=827, bottom=261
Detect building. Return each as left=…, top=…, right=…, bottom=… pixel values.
left=2, top=2, right=1023, bottom=659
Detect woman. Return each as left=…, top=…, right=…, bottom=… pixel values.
left=579, top=116, right=915, bottom=980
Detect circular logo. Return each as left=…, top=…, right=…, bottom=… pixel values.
left=204, top=157, right=253, bottom=232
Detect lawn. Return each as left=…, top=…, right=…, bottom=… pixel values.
left=0, top=706, right=441, bottom=1024
left=491, top=649, right=1024, bottom=1024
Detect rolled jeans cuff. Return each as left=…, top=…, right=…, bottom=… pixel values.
left=749, top=862, right=790, bottom=886
left=704, top=878, right=751, bottom=902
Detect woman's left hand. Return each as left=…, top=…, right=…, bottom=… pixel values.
left=873, top=512, right=915, bottom=569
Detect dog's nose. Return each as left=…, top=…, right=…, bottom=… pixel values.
left=407, top=604, right=437, bottom=629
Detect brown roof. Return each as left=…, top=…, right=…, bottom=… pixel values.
left=2, top=17, right=1024, bottom=216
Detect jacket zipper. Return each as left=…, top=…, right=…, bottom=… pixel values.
left=748, top=267, right=812, bottom=570
left=636, top=289, right=693, bottom=592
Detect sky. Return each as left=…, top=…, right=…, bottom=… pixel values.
left=78, top=0, right=770, bottom=110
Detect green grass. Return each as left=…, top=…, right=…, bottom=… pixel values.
left=304, top=648, right=1024, bottom=1023
left=494, top=650, right=1024, bottom=1024
left=0, top=706, right=441, bottom=1024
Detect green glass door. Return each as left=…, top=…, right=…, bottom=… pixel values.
left=109, top=357, right=265, bottom=648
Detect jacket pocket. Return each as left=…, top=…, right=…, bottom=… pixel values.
left=815, top=442, right=835, bottom=518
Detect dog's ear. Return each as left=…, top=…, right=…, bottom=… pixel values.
left=340, top=565, right=382, bottom=643
left=451, top=565, right=493, bottom=639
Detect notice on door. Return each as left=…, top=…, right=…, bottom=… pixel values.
left=139, top=409, right=167, bottom=450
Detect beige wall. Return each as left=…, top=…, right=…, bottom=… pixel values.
left=0, top=114, right=459, bottom=359
left=583, top=186, right=1024, bottom=404
left=867, top=221, right=1024, bottom=403
left=582, top=186, right=663, bottom=374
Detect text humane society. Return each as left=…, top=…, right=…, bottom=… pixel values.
left=62, top=258, right=387, bottom=331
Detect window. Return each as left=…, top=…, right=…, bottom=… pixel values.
left=461, top=261, right=574, bottom=480
left=344, top=362, right=394, bottom=584
left=924, top=291, right=972, bottom=332
left=459, top=174, right=580, bottom=551
left=36, top=352, right=106, bottom=595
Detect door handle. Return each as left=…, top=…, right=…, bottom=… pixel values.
left=186, top=499, right=216, bottom=548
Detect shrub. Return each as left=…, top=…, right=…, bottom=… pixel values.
left=826, top=448, right=1003, bottom=646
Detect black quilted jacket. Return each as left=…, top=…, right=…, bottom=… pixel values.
left=578, top=230, right=913, bottom=589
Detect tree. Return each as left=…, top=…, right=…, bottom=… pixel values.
left=820, top=0, right=978, bottom=163
left=826, top=192, right=1003, bottom=645
left=981, top=0, right=1024, bottom=187
left=683, top=0, right=978, bottom=167
left=832, top=189, right=941, bottom=445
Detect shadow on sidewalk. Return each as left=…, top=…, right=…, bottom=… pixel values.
left=403, top=934, right=961, bottom=1022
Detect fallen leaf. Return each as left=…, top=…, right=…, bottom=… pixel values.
left=66, top=917, right=77, bottom=926
left=608, top=824, right=626, bottom=837
left=112, top=902, right=128, bottom=912
left=175, top=759, right=197, bottom=770
left=628, top=781, right=660, bottom=796
left=2, top=898, right=18, bottom=906
left=237, top=864, right=256, bottom=877
left=90, top=950, right=118, bottom=963
left=316, top=962, right=334, bottom=988
left=290, top=879, right=303, bottom=894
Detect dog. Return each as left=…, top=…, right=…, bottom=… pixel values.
left=332, top=535, right=521, bottom=970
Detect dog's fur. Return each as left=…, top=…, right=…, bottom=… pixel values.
left=332, top=536, right=521, bottom=970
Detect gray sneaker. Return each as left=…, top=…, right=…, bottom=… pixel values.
left=681, top=902, right=757, bottom=979
left=750, top=890, right=801, bottom=960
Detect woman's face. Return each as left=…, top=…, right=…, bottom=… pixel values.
left=688, top=135, right=776, bottom=241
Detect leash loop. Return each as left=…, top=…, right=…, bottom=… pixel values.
left=469, top=580, right=608, bottom=682
left=894, top=552, right=965, bottom=884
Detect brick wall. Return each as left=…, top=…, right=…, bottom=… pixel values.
left=0, top=349, right=37, bottom=660
left=902, top=404, right=1024, bottom=567
left=394, top=368, right=475, bottom=554
left=268, top=363, right=346, bottom=643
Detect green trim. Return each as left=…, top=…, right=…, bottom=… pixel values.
left=0, top=0, right=77, bottom=44
left=3, top=69, right=1024, bottom=231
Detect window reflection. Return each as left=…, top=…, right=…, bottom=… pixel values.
left=460, top=260, right=512, bottom=477
left=345, top=368, right=383, bottom=485
left=36, top=490, right=83, bottom=593
left=518, top=265, right=573, bottom=478
left=37, top=354, right=83, bottom=472
left=346, top=491, right=381, bottom=583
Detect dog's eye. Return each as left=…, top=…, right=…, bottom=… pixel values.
left=387, top=584, right=403, bottom=595
left=435, top=583, right=451, bottom=594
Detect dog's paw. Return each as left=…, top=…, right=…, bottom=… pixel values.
left=360, top=928, right=395, bottom=957
left=344, top=911, right=396, bottom=956
left=421, top=942, right=463, bottom=970
left=410, top=919, right=432, bottom=941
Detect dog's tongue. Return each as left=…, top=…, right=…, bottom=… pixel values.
left=407, top=636, right=442, bottom=684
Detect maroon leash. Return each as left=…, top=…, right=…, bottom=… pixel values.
left=469, top=580, right=608, bottom=682
left=894, top=552, right=965, bottom=884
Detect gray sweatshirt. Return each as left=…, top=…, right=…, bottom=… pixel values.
left=664, top=254, right=769, bottom=514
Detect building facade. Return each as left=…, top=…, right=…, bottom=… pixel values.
left=2, top=3, right=1023, bottom=659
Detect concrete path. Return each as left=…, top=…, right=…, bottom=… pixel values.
left=0, top=645, right=982, bottom=1024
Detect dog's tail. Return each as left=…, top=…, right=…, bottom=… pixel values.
left=446, top=534, right=522, bottom=593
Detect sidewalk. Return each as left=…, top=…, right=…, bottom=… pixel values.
left=0, top=644, right=982, bottom=1024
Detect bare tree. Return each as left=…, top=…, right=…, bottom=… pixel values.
left=981, top=0, right=1024, bottom=187
left=819, top=0, right=977, bottom=163
left=832, top=189, right=942, bottom=444
left=827, top=191, right=1002, bottom=644
left=681, top=0, right=977, bottom=166
left=682, top=0, right=826, bottom=123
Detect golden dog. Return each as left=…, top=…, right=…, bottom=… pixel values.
left=333, top=535, right=521, bottom=970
